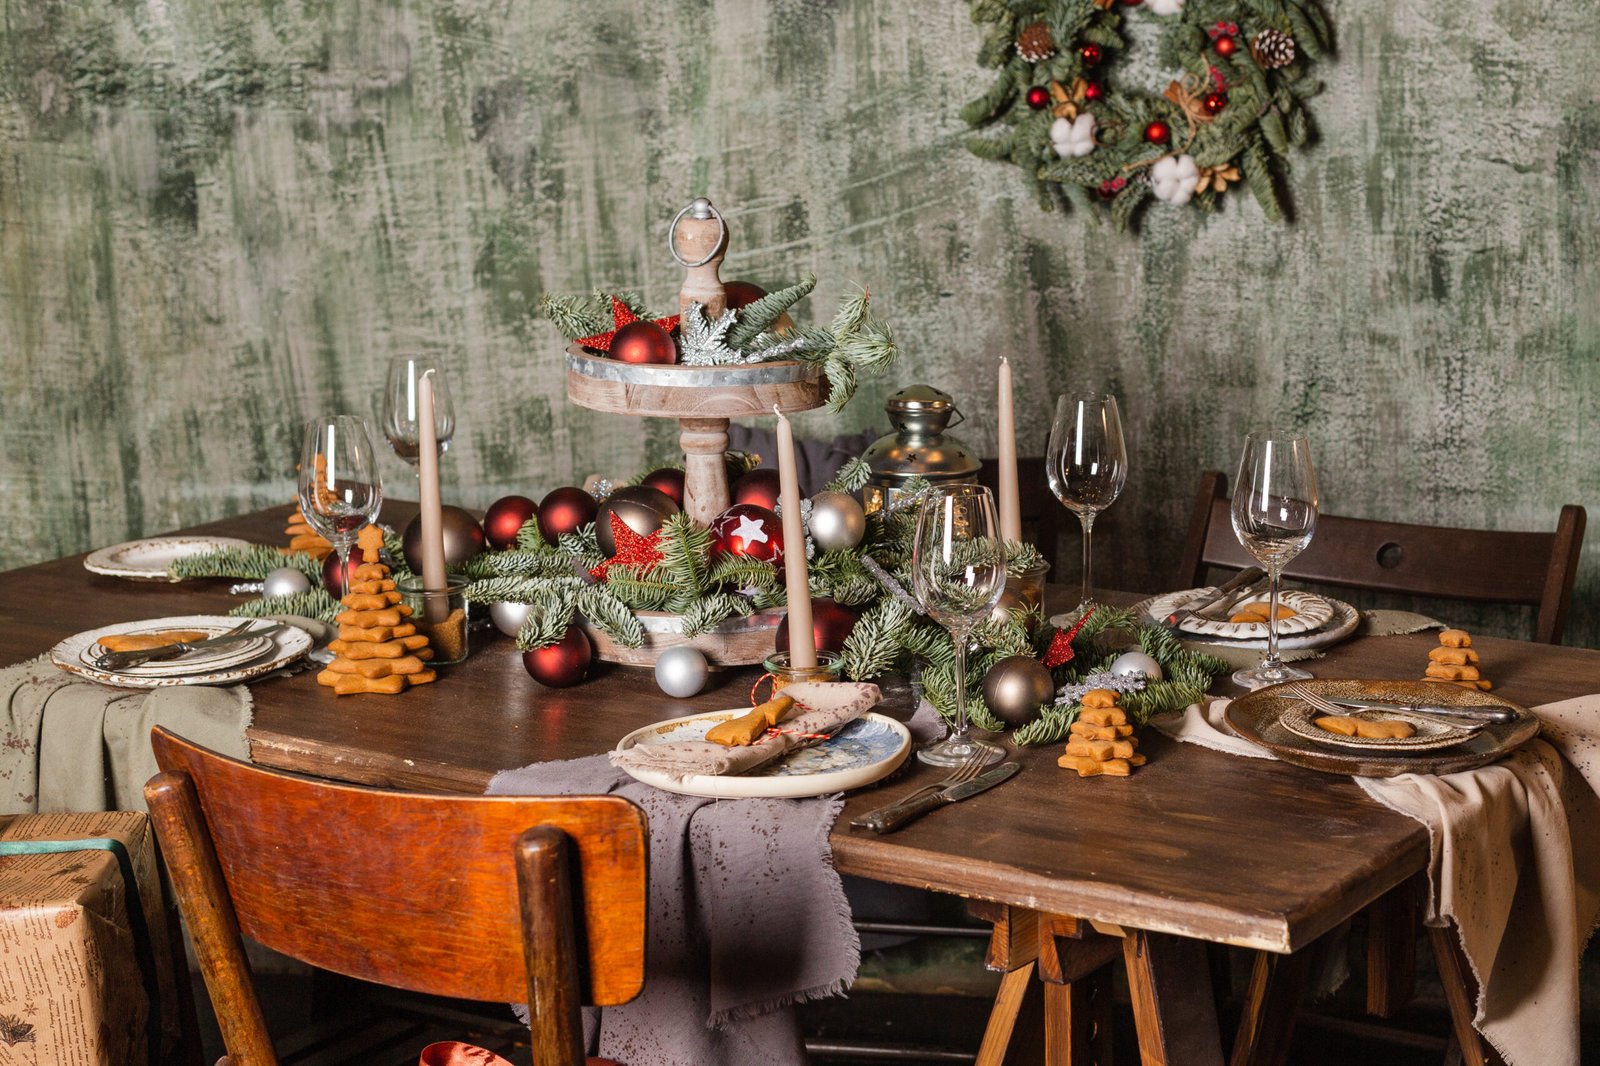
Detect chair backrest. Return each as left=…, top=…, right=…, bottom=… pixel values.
left=1178, top=471, right=1587, bottom=644
left=979, top=456, right=1062, bottom=573
left=145, top=726, right=647, bottom=1066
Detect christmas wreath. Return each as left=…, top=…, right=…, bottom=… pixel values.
left=963, top=0, right=1331, bottom=228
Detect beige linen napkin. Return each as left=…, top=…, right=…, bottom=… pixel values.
left=1154, top=696, right=1600, bottom=1066
left=610, top=681, right=881, bottom=781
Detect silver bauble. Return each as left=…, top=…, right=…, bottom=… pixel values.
left=655, top=646, right=710, bottom=698
left=263, top=566, right=313, bottom=598
left=595, top=485, right=681, bottom=556
left=490, top=600, right=534, bottom=638
left=982, top=655, right=1056, bottom=726
left=807, top=491, right=866, bottom=552
left=1110, top=650, right=1163, bottom=681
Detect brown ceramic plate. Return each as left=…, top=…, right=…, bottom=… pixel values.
left=1225, top=679, right=1540, bottom=777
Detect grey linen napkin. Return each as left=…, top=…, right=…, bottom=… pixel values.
left=1155, top=696, right=1600, bottom=1066
left=0, top=656, right=253, bottom=815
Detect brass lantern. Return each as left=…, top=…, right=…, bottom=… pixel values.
left=861, top=386, right=981, bottom=514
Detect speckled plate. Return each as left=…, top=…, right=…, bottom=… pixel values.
left=84, top=536, right=257, bottom=581
left=1277, top=701, right=1478, bottom=752
left=615, top=710, right=912, bottom=799
left=1118, top=592, right=1361, bottom=652
left=51, top=616, right=314, bottom=688
left=1140, top=587, right=1335, bottom=639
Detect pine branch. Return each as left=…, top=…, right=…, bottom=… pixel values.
left=655, top=513, right=711, bottom=595
left=168, top=545, right=322, bottom=581
left=707, top=555, right=780, bottom=591
left=840, top=598, right=915, bottom=680
left=823, top=359, right=858, bottom=413
left=461, top=575, right=561, bottom=604
left=829, top=288, right=872, bottom=338
left=1012, top=703, right=1079, bottom=746
left=228, top=588, right=343, bottom=623
left=540, top=293, right=609, bottom=340
left=677, top=592, right=753, bottom=638
left=834, top=319, right=898, bottom=374
left=575, top=585, right=645, bottom=648
left=727, top=274, right=817, bottom=348
left=458, top=550, right=576, bottom=580
left=514, top=589, right=579, bottom=650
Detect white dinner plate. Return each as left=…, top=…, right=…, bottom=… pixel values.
left=1143, top=588, right=1335, bottom=639
left=83, top=536, right=258, bottom=581
left=1065, top=594, right=1362, bottom=652
left=615, top=709, right=912, bottom=799
left=78, top=627, right=274, bottom=677
left=51, top=615, right=314, bottom=688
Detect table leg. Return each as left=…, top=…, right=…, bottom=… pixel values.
left=1043, top=968, right=1113, bottom=1066
left=1228, top=947, right=1317, bottom=1066
left=1123, top=929, right=1226, bottom=1066
left=1429, top=924, right=1505, bottom=1066
left=977, top=962, right=1038, bottom=1066
left=1366, top=877, right=1420, bottom=1017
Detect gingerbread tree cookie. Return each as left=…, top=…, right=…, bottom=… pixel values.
left=316, top=525, right=438, bottom=695
left=282, top=506, right=333, bottom=559
left=1057, top=689, right=1147, bottom=777
left=1421, top=628, right=1493, bottom=691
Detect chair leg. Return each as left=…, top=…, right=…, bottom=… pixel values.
left=517, top=826, right=586, bottom=1066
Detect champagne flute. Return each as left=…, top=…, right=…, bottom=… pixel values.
left=1230, top=432, right=1319, bottom=690
left=298, top=416, right=383, bottom=597
left=1046, top=394, right=1127, bottom=615
left=912, top=485, right=1009, bottom=767
left=381, top=356, right=455, bottom=468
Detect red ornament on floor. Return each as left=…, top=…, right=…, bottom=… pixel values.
left=709, top=503, right=784, bottom=563
left=523, top=626, right=593, bottom=688
left=1144, top=120, right=1172, bottom=145
left=610, top=320, right=677, bottom=365
left=776, top=598, right=861, bottom=657
left=731, top=468, right=783, bottom=510
left=1026, top=86, right=1051, bottom=110
left=537, top=486, right=598, bottom=545
left=1079, top=43, right=1103, bottom=66
left=639, top=467, right=686, bottom=506
left=482, top=495, right=538, bottom=551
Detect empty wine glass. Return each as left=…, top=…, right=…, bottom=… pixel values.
left=1046, top=394, right=1127, bottom=615
left=382, top=356, right=455, bottom=468
left=298, top=416, right=383, bottom=597
left=1230, top=431, right=1319, bottom=690
left=913, top=485, right=1009, bottom=767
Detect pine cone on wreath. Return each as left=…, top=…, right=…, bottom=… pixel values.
left=1016, top=22, right=1057, bottom=63
left=1250, top=29, right=1296, bottom=69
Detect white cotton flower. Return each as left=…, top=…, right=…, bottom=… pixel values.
left=1151, top=154, right=1200, bottom=205
left=1050, top=113, right=1097, bottom=158
left=1147, top=0, right=1185, bottom=13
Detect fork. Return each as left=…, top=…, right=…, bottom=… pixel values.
left=1287, top=684, right=1483, bottom=734
left=851, top=748, right=987, bottom=828
left=92, top=620, right=259, bottom=670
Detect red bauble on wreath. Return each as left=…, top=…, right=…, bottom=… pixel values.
left=523, top=626, right=593, bottom=688
left=537, top=486, right=598, bottom=545
left=1083, top=81, right=1105, bottom=102
left=610, top=320, right=677, bottom=365
left=1204, top=92, right=1228, bottom=115
left=483, top=495, right=538, bottom=551
left=1213, top=34, right=1239, bottom=58
left=1078, top=43, right=1102, bottom=66
left=709, top=503, right=784, bottom=563
left=775, top=598, right=861, bottom=657
left=1025, top=86, right=1050, bottom=110
left=638, top=468, right=686, bottom=507
left=731, top=468, right=783, bottom=511
left=1144, top=120, right=1172, bottom=145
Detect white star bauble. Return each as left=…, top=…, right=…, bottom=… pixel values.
left=733, top=514, right=769, bottom=544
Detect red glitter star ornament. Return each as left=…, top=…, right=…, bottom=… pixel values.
left=1042, top=606, right=1096, bottom=669
left=576, top=296, right=681, bottom=353
left=588, top=511, right=665, bottom=580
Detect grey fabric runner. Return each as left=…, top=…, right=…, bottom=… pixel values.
left=0, top=657, right=252, bottom=815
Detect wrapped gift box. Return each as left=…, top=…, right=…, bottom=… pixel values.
left=0, top=811, right=179, bottom=1065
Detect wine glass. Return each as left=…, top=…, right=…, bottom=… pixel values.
left=912, top=485, right=1009, bottom=767
left=298, top=416, right=383, bottom=597
left=1230, top=431, right=1319, bottom=690
left=381, top=356, right=455, bottom=468
left=1046, top=394, right=1127, bottom=615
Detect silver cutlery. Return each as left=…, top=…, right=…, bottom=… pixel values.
left=852, top=761, right=1020, bottom=834
left=91, top=622, right=284, bottom=671
left=1288, top=684, right=1497, bottom=734
left=874, top=748, right=987, bottom=812
left=1161, top=567, right=1267, bottom=629
left=1314, top=694, right=1518, bottom=725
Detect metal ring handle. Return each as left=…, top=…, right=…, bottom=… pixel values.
left=668, top=199, right=728, bottom=268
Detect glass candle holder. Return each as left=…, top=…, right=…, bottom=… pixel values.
left=397, top=574, right=470, bottom=665
left=988, top=561, right=1051, bottom=628
left=763, top=650, right=843, bottom=693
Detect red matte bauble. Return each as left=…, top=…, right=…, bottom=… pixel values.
left=1083, top=81, right=1105, bottom=102
left=537, top=486, right=598, bottom=545
left=322, top=551, right=364, bottom=596
left=522, top=626, right=592, bottom=688
left=1025, top=86, right=1050, bottom=110
left=403, top=507, right=487, bottom=571
left=1144, top=120, right=1172, bottom=145
left=775, top=598, right=861, bottom=657
left=639, top=468, right=686, bottom=507
left=1204, top=92, right=1228, bottom=115
left=1079, top=43, right=1102, bottom=66
left=723, top=281, right=768, bottom=309
left=483, top=495, right=538, bottom=551
left=731, top=468, right=783, bottom=511
left=610, top=320, right=677, bottom=365
left=709, top=504, right=784, bottom=563
left=1213, top=35, right=1239, bottom=58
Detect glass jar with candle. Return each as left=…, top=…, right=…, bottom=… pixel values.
left=764, top=651, right=843, bottom=692
left=397, top=574, right=471, bottom=665
left=861, top=386, right=981, bottom=514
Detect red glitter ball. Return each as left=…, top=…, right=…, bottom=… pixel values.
left=1079, top=43, right=1103, bottom=66
left=1144, top=120, right=1172, bottom=145
left=1026, top=85, right=1050, bottom=110
left=1083, top=81, right=1106, bottom=102
left=1214, top=35, right=1240, bottom=58
left=1204, top=92, right=1228, bottom=115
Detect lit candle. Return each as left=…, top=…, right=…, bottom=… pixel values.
left=998, top=356, right=1022, bottom=543
left=773, top=405, right=817, bottom=669
left=417, top=371, right=448, bottom=606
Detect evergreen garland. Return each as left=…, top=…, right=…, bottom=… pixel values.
left=168, top=545, right=323, bottom=582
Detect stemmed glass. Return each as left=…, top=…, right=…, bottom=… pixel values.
left=1230, top=431, right=1319, bottom=690
left=381, top=356, right=455, bottom=468
left=912, top=485, right=1009, bottom=767
left=298, top=416, right=383, bottom=597
left=1046, top=394, right=1127, bottom=616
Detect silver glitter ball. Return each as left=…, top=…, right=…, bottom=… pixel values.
left=263, top=566, right=313, bottom=598
left=490, top=601, right=534, bottom=638
left=1110, top=650, right=1163, bottom=681
left=655, top=646, right=710, bottom=698
left=807, top=491, right=866, bottom=552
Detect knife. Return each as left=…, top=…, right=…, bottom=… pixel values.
left=852, top=762, right=1020, bottom=834
left=92, top=623, right=286, bottom=671
left=1162, top=567, right=1267, bottom=630
left=1321, top=696, right=1518, bottom=724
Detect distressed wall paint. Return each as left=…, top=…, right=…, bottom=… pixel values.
left=0, top=0, right=1595, bottom=643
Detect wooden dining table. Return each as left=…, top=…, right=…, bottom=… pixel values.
left=4, top=502, right=1597, bottom=1066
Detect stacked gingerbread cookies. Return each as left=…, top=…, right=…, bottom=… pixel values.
left=282, top=506, right=333, bottom=560
left=1422, top=628, right=1493, bottom=691
left=316, top=525, right=438, bottom=695
left=1057, top=689, right=1146, bottom=778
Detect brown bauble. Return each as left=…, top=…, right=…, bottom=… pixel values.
left=776, top=598, right=861, bottom=657
left=483, top=495, right=538, bottom=551
left=322, top=551, right=364, bottom=596
left=522, top=626, right=593, bottom=688
left=731, top=468, right=783, bottom=511
left=537, top=486, right=598, bottom=545
left=639, top=468, right=686, bottom=507
left=723, top=281, right=768, bottom=309
left=982, top=655, right=1056, bottom=726
left=610, top=320, right=677, bottom=365
left=402, top=506, right=486, bottom=571
left=594, top=485, right=680, bottom=556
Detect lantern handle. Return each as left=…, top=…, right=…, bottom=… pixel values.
left=947, top=405, right=967, bottom=430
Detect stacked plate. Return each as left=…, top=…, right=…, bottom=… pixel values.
left=1129, top=587, right=1360, bottom=652
left=51, top=615, right=314, bottom=688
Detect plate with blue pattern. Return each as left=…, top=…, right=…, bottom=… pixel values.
left=616, top=710, right=913, bottom=798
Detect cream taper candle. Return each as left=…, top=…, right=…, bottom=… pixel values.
left=417, top=371, right=448, bottom=605
left=773, top=405, right=816, bottom=669
left=998, top=356, right=1022, bottom=543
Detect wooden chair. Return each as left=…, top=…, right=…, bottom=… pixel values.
left=979, top=456, right=1063, bottom=573
left=1179, top=471, right=1586, bottom=643
left=144, top=726, right=648, bottom=1066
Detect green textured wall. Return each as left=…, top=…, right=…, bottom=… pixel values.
left=1, top=0, right=1595, bottom=643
